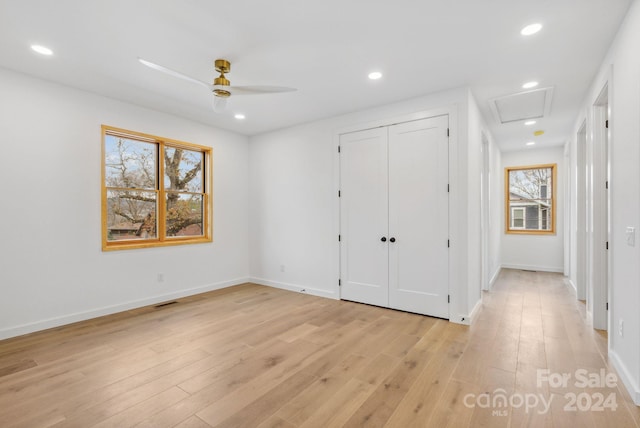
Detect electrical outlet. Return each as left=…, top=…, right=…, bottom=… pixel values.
left=619, top=319, right=624, bottom=337
left=626, top=227, right=635, bottom=246
left=157, top=273, right=164, bottom=283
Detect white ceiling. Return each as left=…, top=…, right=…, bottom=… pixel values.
left=0, top=0, right=631, bottom=150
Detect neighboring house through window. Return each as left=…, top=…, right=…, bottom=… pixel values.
left=101, top=125, right=213, bottom=250
left=505, top=163, right=556, bottom=235
left=511, top=207, right=525, bottom=229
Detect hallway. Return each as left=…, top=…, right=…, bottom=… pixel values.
left=471, top=269, right=639, bottom=426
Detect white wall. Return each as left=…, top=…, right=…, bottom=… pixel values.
left=249, top=87, right=488, bottom=323
left=568, top=0, right=640, bottom=404
left=248, top=121, right=337, bottom=298
left=0, top=68, right=250, bottom=340
left=500, top=147, right=565, bottom=272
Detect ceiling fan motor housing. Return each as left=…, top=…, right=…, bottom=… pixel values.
left=214, top=59, right=230, bottom=74
left=213, top=59, right=231, bottom=97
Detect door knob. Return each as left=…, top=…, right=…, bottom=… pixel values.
left=381, top=237, right=387, bottom=242
left=390, top=237, right=396, bottom=243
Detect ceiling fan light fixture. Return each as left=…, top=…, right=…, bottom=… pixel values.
left=213, top=89, right=231, bottom=98
left=213, top=92, right=229, bottom=113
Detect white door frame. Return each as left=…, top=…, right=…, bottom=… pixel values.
left=576, top=122, right=587, bottom=302
left=480, top=133, right=491, bottom=291
left=564, top=144, right=571, bottom=278
left=591, top=84, right=609, bottom=331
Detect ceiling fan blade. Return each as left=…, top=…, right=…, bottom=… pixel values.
left=138, top=58, right=212, bottom=90
left=217, top=85, right=297, bottom=95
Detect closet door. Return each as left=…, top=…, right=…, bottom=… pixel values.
left=388, top=116, right=449, bottom=318
left=339, top=128, right=389, bottom=307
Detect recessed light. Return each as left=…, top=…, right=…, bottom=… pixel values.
left=521, top=23, right=542, bottom=36
left=234, top=113, right=246, bottom=120
left=368, top=71, right=383, bottom=80
left=31, top=44, right=53, bottom=56
left=522, top=81, right=539, bottom=89
left=524, top=120, right=537, bottom=126
left=526, top=141, right=536, bottom=146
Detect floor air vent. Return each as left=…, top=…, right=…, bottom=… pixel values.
left=155, top=301, right=178, bottom=308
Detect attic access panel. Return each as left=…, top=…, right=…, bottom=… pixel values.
left=489, top=87, right=554, bottom=124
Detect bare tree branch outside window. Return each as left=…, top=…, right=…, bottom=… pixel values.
left=102, top=126, right=211, bottom=250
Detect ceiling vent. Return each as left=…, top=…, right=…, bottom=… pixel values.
left=489, top=87, right=554, bottom=124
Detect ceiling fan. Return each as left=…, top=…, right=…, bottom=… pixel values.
left=138, top=58, right=296, bottom=112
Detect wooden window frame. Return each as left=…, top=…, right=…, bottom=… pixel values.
left=505, top=163, right=556, bottom=235
left=101, top=125, right=213, bottom=251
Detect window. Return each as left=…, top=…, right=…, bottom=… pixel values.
left=102, top=125, right=212, bottom=250
left=505, top=163, right=556, bottom=234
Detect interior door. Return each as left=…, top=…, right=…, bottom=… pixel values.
left=339, top=127, right=389, bottom=307
left=388, top=116, right=449, bottom=318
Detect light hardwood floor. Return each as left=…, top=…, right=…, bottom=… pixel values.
left=0, top=269, right=639, bottom=427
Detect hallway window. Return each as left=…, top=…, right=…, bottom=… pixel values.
left=505, top=163, right=556, bottom=234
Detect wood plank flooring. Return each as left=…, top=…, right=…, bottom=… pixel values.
left=0, top=269, right=639, bottom=427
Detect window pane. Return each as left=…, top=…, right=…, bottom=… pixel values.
left=512, top=208, right=524, bottom=228
left=525, top=205, right=539, bottom=229
left=166, top=193, right=203, bottom=237
left=105, top=135, right=157, bottom=190
left=506, top=164, right=554, bottom=233
left=509, top=167, right=552, bottom=200
left=541, top=208, right=548, bottom=230
left=164, top=147, right=203, bottom=192
left=106, top=190, right=157, bottom=241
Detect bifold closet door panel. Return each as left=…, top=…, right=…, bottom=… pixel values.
left=339, top=127, right=389, bottom=307
left=388, top=116, right=449, bottom=318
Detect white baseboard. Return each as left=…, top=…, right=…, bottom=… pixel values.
left=609, top=349, right=640, bottom=405
left=468, top=298, right=483, bottom=324
left=489, top=266, right=502, bottom=289
left=449, top=314, right=471, bottom=325
left=501, top=264, right=564, bottom=273
left=567, top=278, right=577, bottom=294
left=448, top=298, right=482, bottom=326
left=0, top=277, right=250, bottom=341
left=249, top=277, right=337, bottom=300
